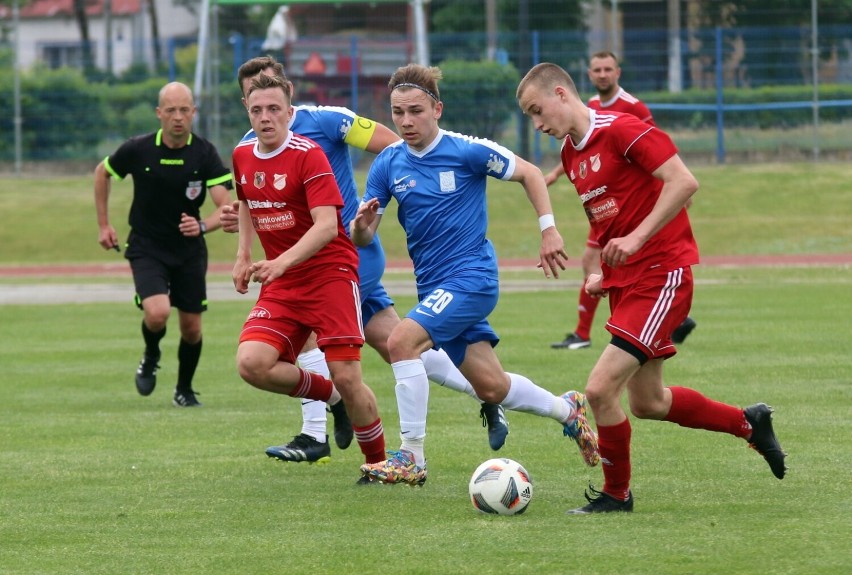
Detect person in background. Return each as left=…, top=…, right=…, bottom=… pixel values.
left=230, top=72, right=386, bottom=482
left=221, top=56, right=510, bottom=466
left=94, top=81, right=232, bottom=407
left=545, top=52, right=696, bottom=351
left=517, top=62, right=786, bottom=514
left=352, top=63, right=600, bottom=487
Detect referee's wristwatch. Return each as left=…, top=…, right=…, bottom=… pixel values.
left=198, top=219, right=207, bottom=236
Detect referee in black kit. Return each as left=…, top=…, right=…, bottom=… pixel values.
left=94, top=81, right=232, bottom=407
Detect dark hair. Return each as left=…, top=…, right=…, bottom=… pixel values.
left=247, top=72, right=292, bottom=101
left=237, top=56, right=286, bottom=94
left=589, top=51, right=620, bottom=65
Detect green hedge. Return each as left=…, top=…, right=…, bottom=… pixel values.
left=438, top=59, right=521, bottom=141
left=639, top=84, right=852, bottom=129
left=2, top=61, right=850, bottom=162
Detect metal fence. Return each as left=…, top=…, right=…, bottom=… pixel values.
left=2, top=21, right=852, bottom=171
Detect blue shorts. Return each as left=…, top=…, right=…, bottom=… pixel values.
left=407, top=274, right=500, bottom=366
left=357, top=235, right=394, bottom=326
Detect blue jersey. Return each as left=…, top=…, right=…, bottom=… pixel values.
left=240, top=105, right=363, bottom=227
left=364, top=129, right=516, bottom=293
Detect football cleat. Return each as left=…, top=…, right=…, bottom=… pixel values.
left=360, top=450, right=427, bottom=486
left=172, top=388, right=201, bottom=407
left=671, top=317, right=697, bottom=344
left=561, top=391, right=600, bottom=467
left=266, top=434, right=331, bottom=465
left=479, top=403, right=509, bottom=451
left=135, top=354, right=160, bottom=396
left=551, top=333, right=591, bottom=350
left=744, top=403, right=787, bottom=479
left=567, top=484, right=634, bottom=514
left=328, top=400, right=353, bottom=450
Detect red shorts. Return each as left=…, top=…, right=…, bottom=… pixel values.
left=605, top=266, right=693, bottom=360
left=239, top=278, right=364, bottom=364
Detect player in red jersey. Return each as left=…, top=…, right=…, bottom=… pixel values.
left=230, top=73, right=385, bottom=477
left=517, top=63, right=787, bottom=513
left=545, top=52, right=695, bottom=351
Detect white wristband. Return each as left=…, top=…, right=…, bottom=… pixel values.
left=538, top=214, right=556, bottom=232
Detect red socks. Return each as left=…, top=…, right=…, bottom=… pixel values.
left=598, top=418, right=632, bottom=501
left=664, top=386, right=751, bottom=438
left=288, top=369, right=334, bottom=402
left=575, top=288, right=601, bottom=340
left=354, top=419, right=386, bottom=463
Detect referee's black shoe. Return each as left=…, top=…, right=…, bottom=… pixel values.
left=744, top=403, right=787, bottom=479
left=135, top=354, right=160, bottom=396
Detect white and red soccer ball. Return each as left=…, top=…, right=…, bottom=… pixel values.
left=468, top=458, right=533, bottom=515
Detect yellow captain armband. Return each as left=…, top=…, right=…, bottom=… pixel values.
left=344, top=116, right=378, bottom=150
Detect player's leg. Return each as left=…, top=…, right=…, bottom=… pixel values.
left=170, top=260, right=207, bottom=407
left=172, top=310, right=203, bottom=406
left=325, top=351, right=385, bottom=469
left=363, top=290, right=509, bottom=451
left=458, top=341, right=598, bottom=467
left=311, top=278, right=386, bottom=475
left=359, top=316, right=433, bottom=485
left=129, top=254, right=172, bottom=396
left=552, top=238, right=600, bottom=350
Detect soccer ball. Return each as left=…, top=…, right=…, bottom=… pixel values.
left=468, top=458, right=533, bottom=515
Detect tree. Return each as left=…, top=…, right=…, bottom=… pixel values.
left=72, top=0, right=96, bottom=74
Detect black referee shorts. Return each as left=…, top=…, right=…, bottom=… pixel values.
left=126, top=234, right=208, bottom=314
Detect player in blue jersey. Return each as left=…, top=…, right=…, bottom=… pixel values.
left=221, top=56, right=509, bottom=467
left=352, top=63, right=600, bottom=486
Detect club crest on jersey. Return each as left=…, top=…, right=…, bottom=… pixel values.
left=439, top=171, right=456, bottom=192
left=486, top=154, right=506, bottom=175
left=254, top=172, right=265, bottom=188
left=590, top=154, right=601, bottom=173
left=579, top=161, right=588, bottom=179
left=185, top=181, right=202, bottom=200
left=273, top=173, right=287, bottom=190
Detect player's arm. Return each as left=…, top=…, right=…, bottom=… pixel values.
left=94, top=159, right=120, bottom=251
left=543, top=163, right=565, bottom=187
left=233, top=200, right=254, bottom=294
left=509, top=155, right=569, bottom=278
left=200, top=183, right=231, bottom=234
left=601, top=154, right=698, bottom=268
left=344, top=115, right=400, bottom=154
left=249, top=205, right=339, bottom=286
left=350, top=198, right=382, bottom=247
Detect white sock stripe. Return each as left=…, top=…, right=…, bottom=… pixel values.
left=354, top=424, right=384, bottom=442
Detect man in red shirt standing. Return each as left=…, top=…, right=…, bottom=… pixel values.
left=230, top=73, right=385, bottom=481
left=546, top=52, right=695, bottom=351
left=517, top=63, right=786, bottom=513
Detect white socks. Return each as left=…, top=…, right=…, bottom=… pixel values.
left=298, top=348, right=331, bottom=443
left=501, top=372, right=573, bottom=422
left=421, top=348, right=479, bottom=400
left=392, top=359, right=429, bottom=466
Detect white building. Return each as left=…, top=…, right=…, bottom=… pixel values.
left=0, top=0, right=200, bottom=74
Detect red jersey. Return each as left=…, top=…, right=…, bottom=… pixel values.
left=232, top=131, right=358, bottom=289
left=562, top=109, right=698, bottom=288
left=588, top=88, right=655, bottom=126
